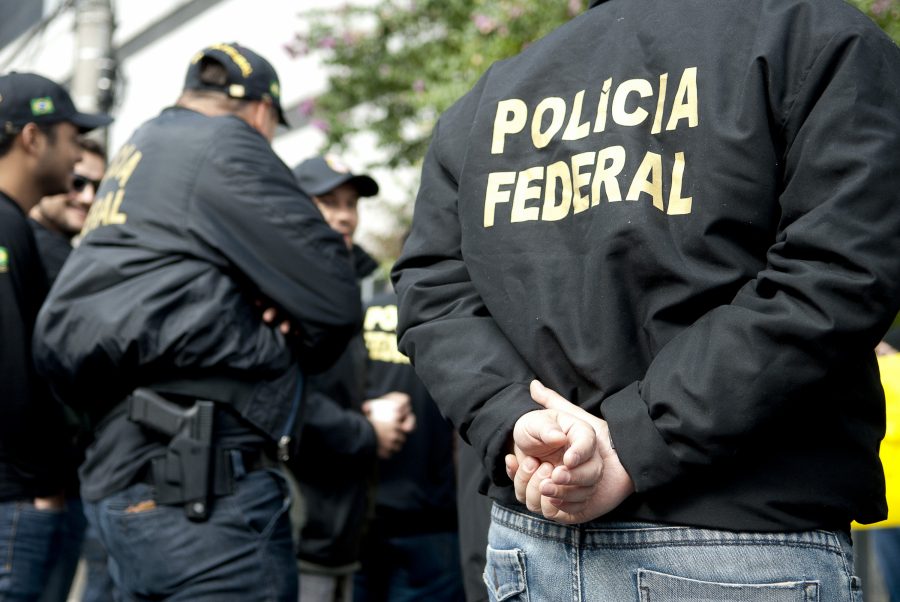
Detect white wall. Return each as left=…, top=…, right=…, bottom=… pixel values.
left=2, top=0, right=416, bottom=256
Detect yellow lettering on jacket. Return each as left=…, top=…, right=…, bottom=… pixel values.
left=82, top=144, right=143, bottom=235
left=490, top=67, right=699, bottom=153
left=363, top=305, right=410, bottom=364
left=492, top=99, right=527, bottom=154
left=482, top=148, right=693, bottom=226
left=484, top=171, right=516, bottom=228
left=483, top=66, right=699, bottom=226
left=531, top=97, right=566, bottom=149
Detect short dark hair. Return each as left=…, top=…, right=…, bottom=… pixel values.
left=198, top=56, right=230, bottom=87
left=0, top=123, right=19, bottom=158
left=79, top=137, right=107, bottom=163
left=178, top=56, right=252, bottom=114
left=0, top=121, right=58, bottom=159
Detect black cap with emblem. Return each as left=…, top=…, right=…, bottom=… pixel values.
left=183, top=42, right=288, bottom=126
left=292, top=154, right=379, bottom=198
left=0, top=72, right=113, bottom=134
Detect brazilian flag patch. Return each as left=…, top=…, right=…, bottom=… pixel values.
left=0, top=246, right=8, bottom=273
left=31, top=97, right=55, bottom=116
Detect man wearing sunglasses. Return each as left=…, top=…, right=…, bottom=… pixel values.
left=26, top=136, right=110, bottom=602
left=0, top=71, right=111, bottom=601
left=30, top=138, right=106, bottom=283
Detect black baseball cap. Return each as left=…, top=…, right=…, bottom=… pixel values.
left=293, top=154, right=379, bottom=197
left=184, top=42, right=287, bottom=126
left=0, top=72, right=113, bottom=133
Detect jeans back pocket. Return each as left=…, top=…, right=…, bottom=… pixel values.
left=483, top=545, right=528, bottom=602
left=638, top=569, right=819, bottom=601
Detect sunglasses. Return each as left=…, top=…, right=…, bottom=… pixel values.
left=72, top=174, right=103, bottom=193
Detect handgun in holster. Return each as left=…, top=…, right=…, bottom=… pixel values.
left=128, top=388, right=215, bottom=521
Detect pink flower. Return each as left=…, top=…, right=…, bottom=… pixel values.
left=472, top=14, right=497, bottom=34
left=311, top=119, right=330, bottom=133
left=567, top=0, right=582, bottom=17
left=412, top=79, right=425, bottom=93
left=318, top=36, right=337, bottom=50
left=871, top=0, right=892, bottom=16
left=297, top=98, right=316, bottom=117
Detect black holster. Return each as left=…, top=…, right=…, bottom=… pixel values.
left=128, top=388, right=216, bottom=521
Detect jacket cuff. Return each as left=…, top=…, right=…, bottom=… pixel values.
left=599, top=381, right=681, bottom=493
left=467, top=382, right=541, bottom=487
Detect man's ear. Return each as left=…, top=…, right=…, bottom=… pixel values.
left=18, top=123, right=48, bottom=157
left=252, top=100, right=274, bottom=131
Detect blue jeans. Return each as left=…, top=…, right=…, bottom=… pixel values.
left=80, top=522, right=116, bottom=602
left=83, top=467, right=296, bottom=601
left=871, top=527, right=900, bottom=600
left=38, top=497, right=87, bottom=602
left=354, top=532, right=465, bottom=602
left=485, top=503, right=861, bottom=602
left=0, top=500, right=65, bottom=601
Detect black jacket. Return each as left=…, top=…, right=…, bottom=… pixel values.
left=33, top=106, right=362, bottom=442
left=28, top=220, right=72, bottom=284
left=393, top=0, right=900, bottom=531
left=363, top=291, right=457, bottom=535
left=0, top=193, right=66, bottom=501
left=290, top=246, right=378, bottom=568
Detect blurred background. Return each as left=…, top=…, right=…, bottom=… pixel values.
left=0, top=0, right=896, bottom=266
left=1, top=2, right=898, bottom=600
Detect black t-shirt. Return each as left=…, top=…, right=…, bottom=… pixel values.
left=29, top=219, right=93, bottom=496
left=28, top=220, right=72, bottom=285
left=363, top=291, right=457, bottom=535
left=0, top=192, right=65, bottom=501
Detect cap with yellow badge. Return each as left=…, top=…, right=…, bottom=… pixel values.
left=183, top=42, right=288, bottom=126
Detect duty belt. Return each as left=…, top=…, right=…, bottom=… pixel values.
left=128, top=388, right=275, bottom=521
left=143, top=446, right=275, bottom=512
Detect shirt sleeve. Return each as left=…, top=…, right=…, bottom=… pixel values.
left=0, top=214, right=66, bottom=496
left=189, top=122, right=362, bottom=368
left=395, top=28, right=900, bottom=495
left=296, top=390, right=377, bottom=463
left=393, top=115, right=541, bottom=486
left=596, top=27, right=900, bottom=492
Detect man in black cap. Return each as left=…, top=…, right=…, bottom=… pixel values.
left=33, top=44, right=360, bottom=601
left=27, top=137, right=110, bottom=602
left=294, top=154, right=379, bottom=250
left=0, top=71, right=111, bottom=601
left=289, top=155, right=415, bottom=602
left=29, top=138, right=107, bottom=282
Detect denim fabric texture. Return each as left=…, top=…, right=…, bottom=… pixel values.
left=872, top=528, right=900, bottom=600
left=80, top=522, right=116, bottom=602
left=485, top=504, right=862, bottom=602
left=38, top=497, right=87, bottom=602
left=83, top=468, right=295, bottom=602
left=0, top=501, right=65, bottom=601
